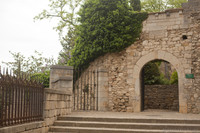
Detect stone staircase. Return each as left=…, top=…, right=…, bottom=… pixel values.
left=49, top=114, right=200, bottom=133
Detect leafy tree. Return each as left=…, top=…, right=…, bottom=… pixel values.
left=2, top=51, right=25, bottom=76
left=2, top=51, right=56, bottom=87
left=170, top=71, right=178, bottom=84
left=141, top=0, right=187, bottom=12
left=143, top=60, right=179, bottom=85
left=34, top=0, right=83, bottom=64
left=130, top=0, right=141, bottom=11
left=158, top=73, right=170, bottom=85
left=2, top=51, right=56, bottom=75
left=31, top=71, right=50, bottom=88
left=167, top=0, right=188, bottom=9
left=68, top=0, right=148, bottom=68
left=143, top=61, right=161, bottom=85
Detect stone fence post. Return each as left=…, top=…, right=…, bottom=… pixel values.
left=43, top=65, right=73, bottom=132
left=49, top=65, right=73, bottom=91
left=97, top=68, right=109, bottom=111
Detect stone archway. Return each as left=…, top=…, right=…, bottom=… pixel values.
left=132, top=50, right=187, bottom=113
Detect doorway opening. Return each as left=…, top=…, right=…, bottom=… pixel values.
left=141, top=60, right=179, bottom=112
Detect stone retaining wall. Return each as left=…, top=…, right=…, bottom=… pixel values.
left=82, top=0, right=200, bottom=114
left=144, top=85, right=179, bottom=111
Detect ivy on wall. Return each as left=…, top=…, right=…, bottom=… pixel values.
left=68, top=0, right=148, bottom=68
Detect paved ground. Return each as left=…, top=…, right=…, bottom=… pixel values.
left=68, top=110, right=200, bottom=120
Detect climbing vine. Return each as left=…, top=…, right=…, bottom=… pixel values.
left=68, top=0, right=148, bottom=68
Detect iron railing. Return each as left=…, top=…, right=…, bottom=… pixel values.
left=73, top=68, right=98, bottom=111
left=0, top=68, right=44, bottom=127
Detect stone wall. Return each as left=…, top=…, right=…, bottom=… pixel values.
left=183, top=0, right=200, bottom=114
left=0, top=66, right=73, bottom=133
left=43, top=88, right=71, bottom=132
left=83, top=0, right=200, bottom=114
left=144, top=85, right=179, bottom=111
left=43, top=66, right=73, bottom=132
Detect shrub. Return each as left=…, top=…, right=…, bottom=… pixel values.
left=170, top=71, right=178, bottom=84
left=31, top=71, right=50, bottom=88
left=68, top=0, right=148, bottom=68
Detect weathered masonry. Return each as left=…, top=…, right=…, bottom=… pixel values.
left=73, top=0, right=200, bottom=114
left=1, top=1, right=200, bottom=133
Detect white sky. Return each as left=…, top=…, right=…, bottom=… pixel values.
left=0, top=0, right=62, bottom=67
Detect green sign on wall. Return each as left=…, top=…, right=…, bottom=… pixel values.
left=185, top=74, right=194, bottom=79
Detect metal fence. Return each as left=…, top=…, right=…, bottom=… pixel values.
left=0, top=69, right=44, bottom=127
left=73, top=68, right=98, bottom=111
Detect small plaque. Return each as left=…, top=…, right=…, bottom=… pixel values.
left=185, top=74, right=194, bottom=79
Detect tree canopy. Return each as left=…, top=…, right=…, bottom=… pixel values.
left=2, top=51, right=56, bottom=87
left=2, top=51, right=56, bottom=75
left=35, top=0, right=188, bottom=67
left=143, top=60, right=178, bottom=85
left=141, top=0, right=188, bottom=12
left=34, top=0, right=83, bottom=64
left=68, top=0, right=147, bottom=68
left=130, top=0, right=141, bottom=11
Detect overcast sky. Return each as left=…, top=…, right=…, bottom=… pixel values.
left=0, top=0, right=62, bottom=67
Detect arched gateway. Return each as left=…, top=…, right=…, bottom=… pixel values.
left=132, top=51, right=186, bottom=113
left=72, top=0, right=200, bottom=114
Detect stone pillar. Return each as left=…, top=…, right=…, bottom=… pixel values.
left=50, top=65, right=73, bottom=92
left=43, top=65, right=73, bottom=132
left=97, top=68, right=109, bottom=111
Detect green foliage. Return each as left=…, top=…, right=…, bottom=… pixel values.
left=31, top=71, right=50, bottom=88
left=143, top=61, right=161, bottom=85
left=2, top=51, right=25, bottom=75
left=130, top=0, right=141, bottom=11
left=143, top=61, right=178, bottom=85
left=2, top=51, right=56, bottom=75
left=2, top=51, right=56, bottom=87
left=35, top=0, right=188, bottom=65
left=170, top=71, right=178, bottom=84
left=141, top=0, right=188, bottom=12
left=68, top=0, right=148, bottom=68
left=34, top=0, right=83, bottom=64
left=167, top=0, right=188, bottom=9
left=158, top=73, right=170, bottom=85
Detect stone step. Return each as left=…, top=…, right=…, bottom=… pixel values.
left=53, top=120, right=200, bottom=130
left=58, top=116, right=200, bottom=124
left=50, top=115, right=200, bottom=133
left=49, top=126, right=200, bottom=133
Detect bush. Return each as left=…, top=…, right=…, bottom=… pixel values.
left=143, top=61, right=161, bottom=85
left=170, top=71, right=178, bottom=84
left=158, top=73, right=170, bottom=85
left=68, top=0, right=148, bottom=68
left=31, top=71, right=50, bottom=88
left=143, top=61, right=172, bottom=85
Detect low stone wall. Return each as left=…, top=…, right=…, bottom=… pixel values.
left=0, top=65, right=73, bottom=133
left=0, top=121, right=44, bottom=133
left=43, top=88, right=72, bottom=132
left=0, top=89, right=72, bottom=133
left=144, top=85, right=179, bottom=111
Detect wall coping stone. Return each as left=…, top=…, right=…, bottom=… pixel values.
left=148, top=8, right=183, bottom=15
left=52, top=76, right=73, bottom=83
left=50, top=65, right=73, bottom=70
left=44, top=88, right=71, bottom=95
left=0, top=121, right=44, bottom=133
